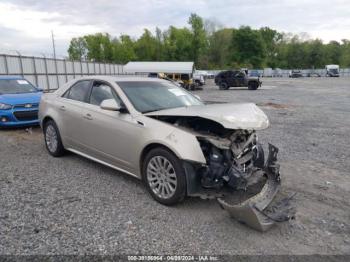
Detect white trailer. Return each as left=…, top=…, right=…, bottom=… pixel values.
left=325, top=65, right=340, bottom=77
left=263, top=68, right=273, bottom=77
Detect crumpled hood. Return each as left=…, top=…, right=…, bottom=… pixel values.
left=145, top=103, right=269, bottom=130
left=0, top=92, right=42, bottom=105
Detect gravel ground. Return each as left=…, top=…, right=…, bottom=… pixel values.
left=0, top=77, right=349, bottom=255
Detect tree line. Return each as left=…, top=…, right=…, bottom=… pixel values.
left=68, top=13, right=350, bottom=69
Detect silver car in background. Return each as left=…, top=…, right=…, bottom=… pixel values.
left=39, top=76, right=294, bottom=231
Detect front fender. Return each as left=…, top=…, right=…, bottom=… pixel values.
left=142, top=127, right=207, bottom=164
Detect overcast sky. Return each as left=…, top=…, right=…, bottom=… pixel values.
left=1, top=0, right=350, bottom=57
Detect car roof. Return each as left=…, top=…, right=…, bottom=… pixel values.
left=72, top=75, right=168, bottom=83
left=0, top=75, right=24, bottom=80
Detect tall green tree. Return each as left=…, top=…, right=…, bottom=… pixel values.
left=231, top=26, right=266, bottom=68
left=83, top=33, right=113, bottom=62
left=259, top=27, right=282, bottom=67
left=155, top=27, right=164, bottom=60
left=325, top=41, right=342, bottom=65
left=340, top=40, right=350, bottom=67
left=112, top=35, right=136, bottom=64
left=306, top=39, right=325, bottom=68
left=284, top=37, right=307, bottom=68
left=188, top=13, right=207, bottom=66
left=68, top=37, right=87, bottom=60
left=134, top=29, right=158, bottom=61
left=163, top=26, right=193, bottom=61
left=208, top=28, right=233, bottom=68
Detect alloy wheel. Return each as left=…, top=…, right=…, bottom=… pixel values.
left=146, top=156, right=177, bottom=199
left=45, top=125, right=58, bottom=153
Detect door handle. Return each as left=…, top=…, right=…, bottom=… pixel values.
left=84, top=113, right=93, bottom=120
left=59, top=105, right=66, bottom=111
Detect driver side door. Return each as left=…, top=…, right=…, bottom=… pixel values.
left=82, top=80, right=142, bottom=174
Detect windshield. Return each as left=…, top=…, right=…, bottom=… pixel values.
left=0, top=79, right=38, bottom=95
left=329, top=69, right=339, bottom=73
left=117, top=81, right=203, bottom=113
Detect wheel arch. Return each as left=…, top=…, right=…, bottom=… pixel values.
left=42, top=115, right=54, bottom=127
left=139, top=143, right=179, bottom=178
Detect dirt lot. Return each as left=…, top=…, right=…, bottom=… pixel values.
left=0, top=78, right=349, bottom=255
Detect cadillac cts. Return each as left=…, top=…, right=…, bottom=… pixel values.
left=39, top=76, right=294, bottom=231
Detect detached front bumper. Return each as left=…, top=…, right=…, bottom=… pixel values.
left=217, top=144, right=295, bottom=231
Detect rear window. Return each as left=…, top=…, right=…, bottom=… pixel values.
left=63, top=80, right=91, bottom=102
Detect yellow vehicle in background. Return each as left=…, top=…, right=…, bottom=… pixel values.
left=125, top=62, right=197, bottom=90
left=164, top=73, right=195, bottom=90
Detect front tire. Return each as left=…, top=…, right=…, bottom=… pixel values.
left=142, top=147, right=186, bottom=205
left=248, top=81, right=259, bottom=90
left=44, top=120, right=65, bottom=157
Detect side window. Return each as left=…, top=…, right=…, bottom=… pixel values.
left=63, top=80, right=90, bottom=102
left=236, top=72, right=245, bottom=78
left=89, top=82, right=122, bottom=106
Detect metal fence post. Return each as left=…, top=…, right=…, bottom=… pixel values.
left=72, top=59, right=75, bottom=78
left=64, top=59, right=68, bottom=82
left=87, top=61, right=90, bottom=75
left=3, top=54, right=9, bottom=74
left=32, top=56, right=38, bottom=87
left=14, top=51, right=24, bottom=77
left=54, top=58, right=59, bottom=89
left=42, top=54, right=50, bottom=90
left=80, top=60, right=83, bottom=76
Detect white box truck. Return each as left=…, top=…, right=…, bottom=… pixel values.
left=325, top=65, right=340, bottom=77
left=263, top=68, right=273, bottom=77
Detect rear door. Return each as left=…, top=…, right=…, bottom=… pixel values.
left=58, top=80, right=92, bottom=152
left=227, top=71, right=236, bottom=86
left=235, top=71, right=246, bottom=86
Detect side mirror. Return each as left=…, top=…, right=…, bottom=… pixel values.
left=194, top=94, right=201, bottom=100
left=100, top=99, right=121, bottom=111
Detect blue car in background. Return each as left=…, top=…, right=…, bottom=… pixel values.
left=0, top=76, right=42, bottom=127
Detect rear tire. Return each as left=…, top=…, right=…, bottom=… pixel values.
left=248, top=81, right=258, bottom=90
left=44, top=120, right=65, bottom=157
left=219, top=82, right=229, bottom=90
left=142, top=147, right=186, bottom=205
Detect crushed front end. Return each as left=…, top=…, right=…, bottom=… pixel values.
left=184, top=129, right=295, bottom=232
left=147, top=105, right=296, bottom=232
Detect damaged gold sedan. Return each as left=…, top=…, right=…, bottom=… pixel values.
left=39, top=76, right=295, bottom=232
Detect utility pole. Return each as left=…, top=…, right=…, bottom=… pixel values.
left=51, top=30, right=56, bottom=59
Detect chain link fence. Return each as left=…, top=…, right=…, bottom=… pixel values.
left=0, top=53, right=125, bottom=90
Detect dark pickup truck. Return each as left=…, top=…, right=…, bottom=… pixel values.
left=214, top=70, right=262, bottom=90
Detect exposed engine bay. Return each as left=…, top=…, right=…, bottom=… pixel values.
left=197, top=129, right=264, bottom=191
left=150, top=115, right=296, bottom=231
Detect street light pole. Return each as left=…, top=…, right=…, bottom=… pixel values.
left=51, top=30, right=56, bottom=59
